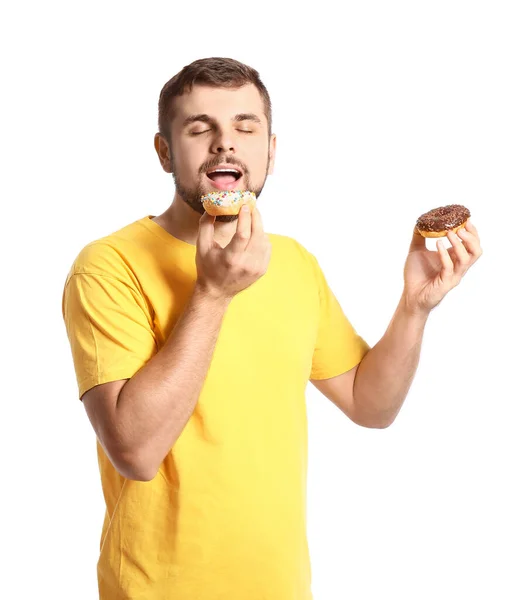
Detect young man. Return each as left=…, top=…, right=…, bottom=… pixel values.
left=62, top=57, right=482, bottom=599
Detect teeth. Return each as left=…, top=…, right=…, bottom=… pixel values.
left=210, top=169, right=239, bottom=174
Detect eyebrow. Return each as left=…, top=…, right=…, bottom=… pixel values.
left=182, top=113, right=262, bottom=127
left=233, top=113, right=262, bottom=124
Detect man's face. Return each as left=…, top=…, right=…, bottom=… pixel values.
left=167, top=83, right=276, bottom=222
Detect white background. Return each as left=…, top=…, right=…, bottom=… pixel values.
left=1, top=1, right=530, bottom=598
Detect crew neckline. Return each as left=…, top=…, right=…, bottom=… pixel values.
left=141, top=215, right=196, bottom=250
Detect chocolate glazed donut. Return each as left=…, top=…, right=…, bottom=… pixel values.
left=416, top=204, right=471, bottom=238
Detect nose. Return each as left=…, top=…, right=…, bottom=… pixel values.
left=211, top=128, right=236, bottom=154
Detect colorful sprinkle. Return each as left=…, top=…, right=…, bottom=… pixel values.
left=200, top=190, right=256, bottom=207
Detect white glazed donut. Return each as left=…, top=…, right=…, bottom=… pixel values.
left=200, top=190, right=257, bottom=216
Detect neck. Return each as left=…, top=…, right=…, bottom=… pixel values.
left=155, top=194, right=237, bottom=248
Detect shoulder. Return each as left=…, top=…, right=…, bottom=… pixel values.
left=268, top=233, right=323, bottom=275
left=265, top=233, right=325, bottom=295
left=64, top=217, right=146, bottom=285
left=268, top=233, right=316, bottom=262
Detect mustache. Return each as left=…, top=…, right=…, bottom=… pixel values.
left=199, top=157, right=248, bottom=175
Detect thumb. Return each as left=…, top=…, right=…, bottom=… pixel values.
left=409, top=227, right=426, bottom=252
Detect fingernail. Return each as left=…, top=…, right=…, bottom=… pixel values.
left=242, top=206, right=249, bottom=213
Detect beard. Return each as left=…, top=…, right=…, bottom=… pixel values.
left=171, top=152, right=270, bottom=223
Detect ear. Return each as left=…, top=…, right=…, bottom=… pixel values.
left=267, top=134, right=277, bottom=175
left=154, top=133, right=173, bottom=174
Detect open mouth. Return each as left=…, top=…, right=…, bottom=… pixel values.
left=206, top=168, right=243, bottom=184
left=206, top=167, right=243, bottom=191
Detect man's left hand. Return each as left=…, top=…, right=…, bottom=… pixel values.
left=402, top=219, right=483, bottom=315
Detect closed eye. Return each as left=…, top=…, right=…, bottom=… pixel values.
left=238, top=129, right=254, bottom=134
left=190, top=129, right=211, bottom=136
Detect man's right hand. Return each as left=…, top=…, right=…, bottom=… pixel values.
left=195, top=206, right=272, bottom=300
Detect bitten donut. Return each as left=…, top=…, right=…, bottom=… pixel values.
left=415, top=204, right=471, bottom=238
left=200, top=190, right=257, bottom=216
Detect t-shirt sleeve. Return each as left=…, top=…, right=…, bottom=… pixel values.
left=308, top=252, right=370, bottom=380
left=62, top=271, right=158, bottom=400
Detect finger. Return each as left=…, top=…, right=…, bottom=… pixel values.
left=447, top=230, right=470, bottom=276
left=437, top=238, right=454, bottom=280
left=197, top=210, right=216, bottom=252
left=226, top=205, right=252, bottom=254
left=409, top=227, right=426, bottom=252
left=456, top=225, right=483, bottom=260
left=246, top=206, right=267, bottom=250
left=464, top=218, right=480, bottom=243
left=251, top=206, right=265, bottom=236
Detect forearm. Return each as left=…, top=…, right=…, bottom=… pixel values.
left=352, top=295, right=429, bottom=428
left=114, top=285, right=231, bottom=478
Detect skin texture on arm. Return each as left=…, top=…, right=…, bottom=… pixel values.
left=311, top=219, right=482, bottom=428
left=311, top=296, right=427, bottom=428
left=350, top=295, right=428, bottom=427
left=311, top=365, right=361, bottom=422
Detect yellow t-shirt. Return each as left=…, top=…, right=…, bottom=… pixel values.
left=62, top=215, right=369, bottom=600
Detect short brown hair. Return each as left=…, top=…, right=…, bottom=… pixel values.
left=158, top=57, right=272, bottom=142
